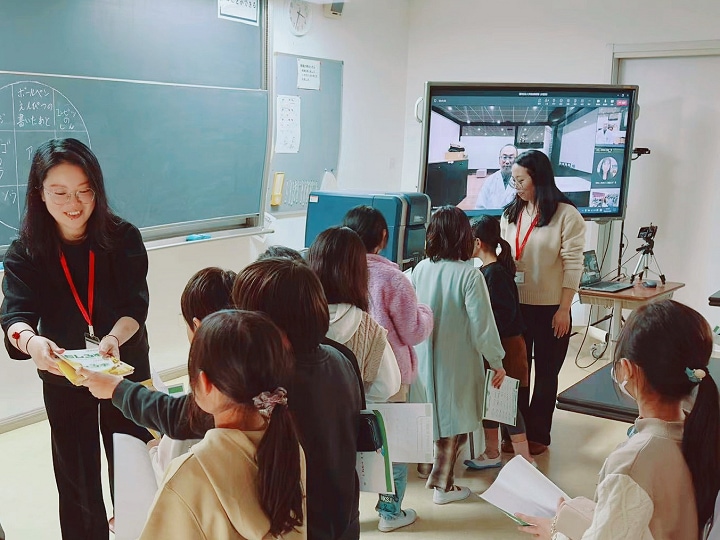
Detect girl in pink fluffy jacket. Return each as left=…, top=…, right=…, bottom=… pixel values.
left=343, top=205, right=434, bottom=533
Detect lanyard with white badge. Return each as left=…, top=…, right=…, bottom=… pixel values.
left=60, top=249, right=99, bottom=349
left=514, top=211, right=539, bottom=284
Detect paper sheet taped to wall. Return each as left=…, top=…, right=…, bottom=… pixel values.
left=276, top=95, right=301, bottom=153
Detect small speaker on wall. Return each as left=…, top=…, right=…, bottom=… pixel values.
left=323, top=3, right=344, bottom=18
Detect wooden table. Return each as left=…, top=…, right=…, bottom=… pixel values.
left=578, top=281, right=685, bottom=345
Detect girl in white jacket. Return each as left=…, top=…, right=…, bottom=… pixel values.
left=308, top=226, right=400, bottom=403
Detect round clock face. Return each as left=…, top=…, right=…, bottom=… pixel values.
left=288, top=0, right=312, bottom=36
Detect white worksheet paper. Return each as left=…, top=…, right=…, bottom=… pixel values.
left=483, top=370, right=519, bottom=426
left=480, top=455, right=570, bottom=524
left=355, top=409, right=394, bottom=494
left=113, top=433, right=159, bottom=540
left=368, top=403, right=434, bottom=463
left=275, top=95, right=301, bottom=153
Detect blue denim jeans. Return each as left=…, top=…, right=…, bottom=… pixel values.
left=376, top=463, right=408, bottom=520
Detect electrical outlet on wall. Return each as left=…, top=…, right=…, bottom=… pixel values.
left=323, top=3, right=344, bottom=18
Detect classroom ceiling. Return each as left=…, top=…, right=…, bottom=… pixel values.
left=461, top=124, right=547, bottom=143
left=437, top=104, right=554, bottom=125
left=435, top=104, right=583, bottom=144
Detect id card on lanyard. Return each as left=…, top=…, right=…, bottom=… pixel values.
left=60, top=250, right=98, bottom=349
left=514, top=211, right=539, bottom=284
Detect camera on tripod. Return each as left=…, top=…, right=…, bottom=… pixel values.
left=631, top=223, right=666, bottom=285
left=637, top=225, right=657, bottom=241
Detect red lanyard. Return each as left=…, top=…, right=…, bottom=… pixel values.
left=60, top=250, right=96, bottom=336
left=515, top=211, right=539, bottom=261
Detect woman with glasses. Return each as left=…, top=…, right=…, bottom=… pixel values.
left=1, top=138, right=153, bottom=539
left=500, top=150, right=585, bottom=456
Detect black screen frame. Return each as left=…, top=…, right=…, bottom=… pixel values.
left=418, top=82, right=640, bottom=221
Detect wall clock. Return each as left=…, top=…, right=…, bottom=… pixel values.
left=287, top=0, right=312, bottom=36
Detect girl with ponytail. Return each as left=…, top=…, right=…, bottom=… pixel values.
left=465, top=215, right=535, bottom=468
left=518, top=299, right=720, bottom=539
left=140, top=310, right=305, bottom=539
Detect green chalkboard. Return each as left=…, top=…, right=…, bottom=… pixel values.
left=0, top=0, right=268, bottom=248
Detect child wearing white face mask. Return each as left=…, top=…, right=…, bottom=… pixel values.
left=610, top=362, right=635, bottom=400
left=516, top=299, right=720, bottom=540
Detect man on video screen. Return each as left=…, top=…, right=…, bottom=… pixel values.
left=475, top=144, right=518, bottom=210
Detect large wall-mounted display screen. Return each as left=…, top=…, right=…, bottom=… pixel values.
left=419, top=83, right=639, bottom=220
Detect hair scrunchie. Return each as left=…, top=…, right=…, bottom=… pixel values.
left=685, top=367, right=707, bottom=384
left=252, top=387, right=288, bottom=418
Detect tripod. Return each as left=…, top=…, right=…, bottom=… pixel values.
left=630, top=238, right=666, bottom=284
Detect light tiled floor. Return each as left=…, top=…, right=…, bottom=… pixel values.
left=0, top=331, right=628, bottom=539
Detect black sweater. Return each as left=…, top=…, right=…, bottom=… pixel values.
left=1, top=220, right=151, bottom=385
left=112, top=343, right=362, bottom=540
left=480, top=262, right=525, bottom=338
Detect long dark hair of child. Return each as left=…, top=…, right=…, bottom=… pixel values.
left=503, top=150, right=574, bottom=227
left=188, top=309, right=304, bottom=537
left=180, top=267, right=237, bottom=434
left=342, top=205, right=388, bottom=254
left=425, top=205, right=474, bottom=262
left=471, top=215, right=516, bottom=276
left=232, top=257, right=330, bottom=355
left=307, top=226, right=369, bottom=312
left=614, top=299, right=720, bottom=528
left=20, top=138, right=119, bottom=259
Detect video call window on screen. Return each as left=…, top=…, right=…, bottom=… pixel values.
left=419, top=83, right=639, bottom=221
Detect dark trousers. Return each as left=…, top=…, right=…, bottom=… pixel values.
left=43, top=382, right=152, bottom=540
left=519, top=304, right=571, bottom=446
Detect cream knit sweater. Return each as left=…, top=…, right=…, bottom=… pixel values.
left=500, top=202, right=585, bottom=305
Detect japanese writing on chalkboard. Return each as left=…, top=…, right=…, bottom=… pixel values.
left=218, top=0, right=259, bottom=25
left=0, top=80, right=90, bottom=245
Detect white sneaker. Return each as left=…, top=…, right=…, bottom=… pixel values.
left=378, top=508, right=418, bottom=532
left=433, top=485, right=471, bottom=505
left=464, top=453, right=502, bottom=470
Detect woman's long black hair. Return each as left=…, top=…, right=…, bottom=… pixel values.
left=503, top=150, right=574, bottom=227
left=19, top=138, right=119, bottom=258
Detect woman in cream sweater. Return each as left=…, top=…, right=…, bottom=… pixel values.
left=500, top=150, right=585, bottom=454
